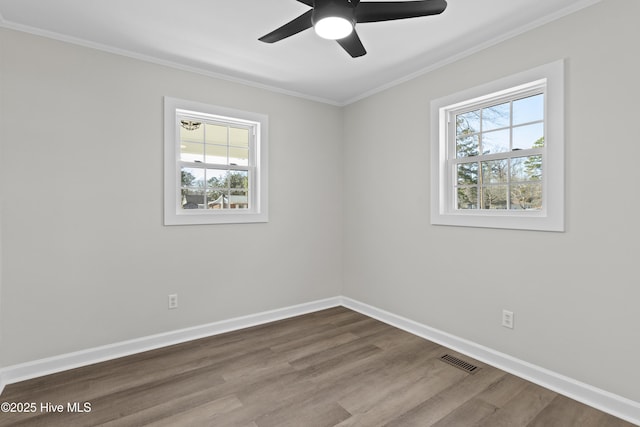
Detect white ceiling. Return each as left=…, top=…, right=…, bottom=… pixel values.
left=0, top=0, right=599, bottom=105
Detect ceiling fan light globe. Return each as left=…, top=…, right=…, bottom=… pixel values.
left=314, top=17, right=353, bottom=40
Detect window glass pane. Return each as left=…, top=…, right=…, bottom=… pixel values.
left=513, top=94, right=543, bottom=125
left=205, top=123, right=227, bottom=145
left=456, top=110, right=480, bottom=135
left=457, top=162, right=478, bottom=185
left=513, top=123, right=544, bottom=150
left=206, top=190, right=226, bottom=209
left=180, top=141, right=204, bottom=163
left=481, top=185, right=507, bottom=209
left=511, top=156, right=542, bottom=182
left=457, top=187, right=478, bottom=210
left=181, top=189, right=205, bottom=210
left=205, top=144, right=227, bottom=164
left=229, top=127, right=249, bottom=147
left=229, top=191, right=249, bottom=209
left=206, top=191, right=249, bottom=210
left=229, top=171, right=249, bottom=191
left=482, top=160, right=508, bottom=184
left=180, top=121, right=204, bottom=142
left=482, top=102, right=510, bottom=131
left=229, top=147, right=249, bottom=166
left=206, top=169, right=228, bottom=189
left=456, top=134, right=479, bottom=158
left=181, top=167, right=205, bottom=188
left=510, top=157, right=526, bottom=181
left=481, top=129, right=509, bottom=154
left=511, top=183, right=542, bottom=210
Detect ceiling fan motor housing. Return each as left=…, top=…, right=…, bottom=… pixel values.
left=311, top=0, right=356, bottom=27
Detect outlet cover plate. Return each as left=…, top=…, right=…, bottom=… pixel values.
left=168, top=294, right=178, bottom=309
left=502, top=309, right=514, bottom=329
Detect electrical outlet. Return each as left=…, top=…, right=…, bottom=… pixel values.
left=502, top=309, right=514, bottom=329
left=168, top=294, right=178, bottom=310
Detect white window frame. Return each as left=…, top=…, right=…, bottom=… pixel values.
left=164, top=97, right=268, bottom=225
left=430, top=60, right=564, bottom=232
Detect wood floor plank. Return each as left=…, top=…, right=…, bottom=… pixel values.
left=248, top=333, right=447, bottom=427
left=336, top=341, right=457, bottom=414
left=252, top=336, right=442, bottom=427
left=274, top=332, right=361, bottom=364
left=141, top=394, right=243, bottom=427
left=271, top=317, right=387, bottom=357
left=528, top=395, right=636, bottom=427
left=0, top=308, right=634, bottom=427
left=255, top=400, right=351, bottom=427
left=1, top=361, right=227, bottom=426
left=336, top=364, right=467, bottom=427
left=216, top=369, right=322, bottom=425
left=382, top=365, right=507, bottom=427
left=474, top=372, right=529, bottom=408
left=430, top=398, right=498, bottom=427
left=474, top=382, right=557, bottom=427
left=100, top=388, right=240, bottom=426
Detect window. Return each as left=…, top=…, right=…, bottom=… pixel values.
left=164, top=97, right=268, bottom=225
left=431, top=60, right=564, bottom=231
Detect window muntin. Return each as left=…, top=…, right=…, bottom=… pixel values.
left=164, top=97, right=268, bottom=225
left=450, top=90, right=544, bottom=211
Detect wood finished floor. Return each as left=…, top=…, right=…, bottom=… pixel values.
left=0, top=307, right=635, bottom=427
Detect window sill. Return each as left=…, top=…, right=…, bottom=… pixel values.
left=430, top=209, right=563, bottom=232
left=164, top=210, right=268, bottom=226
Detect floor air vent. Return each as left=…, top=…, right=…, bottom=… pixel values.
left=440, top=354, right=479, bottom=374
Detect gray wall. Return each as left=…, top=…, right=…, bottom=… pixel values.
left=0, top=28, right=344, bottom=366
left=343, top=0, right=640, bottom=402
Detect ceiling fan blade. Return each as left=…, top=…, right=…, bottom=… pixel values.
left=296, top=0, right=313, bottom=6
left=337, top=30, right=367, bottom=58
left=355, top=0, right=447, bottom=23
left=259, top=10, right=313, bottom=43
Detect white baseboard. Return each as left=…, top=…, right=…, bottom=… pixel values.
left=1, top=295, right=638, bottom=425
left=0, top=296, right=342, bottom=396
left=341, top=297, right=640, bottom=426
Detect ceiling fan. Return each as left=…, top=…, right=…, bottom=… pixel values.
left=259, top=0, right=447, bottom=58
